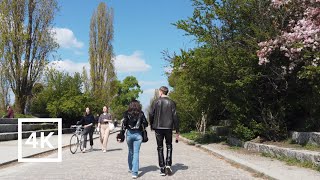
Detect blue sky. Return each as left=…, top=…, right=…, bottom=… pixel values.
left=51, top=0, right=196, bottom=110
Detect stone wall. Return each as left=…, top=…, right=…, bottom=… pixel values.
left=227, top=136, right=320, bottom=166
left=290, top=131, right=320, bottom=146
left=244, top=141, right=320, bottom=166
left=0, top=124, right=56, bottom=133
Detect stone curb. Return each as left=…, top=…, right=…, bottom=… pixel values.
left=0, top=129, right=120, bottom=168
left=179, top=135, right=277, bottom=180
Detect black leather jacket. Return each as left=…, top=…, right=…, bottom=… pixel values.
left=149, top=96, right=179, bottom=133
left=120, top=111, right=148, bottom=135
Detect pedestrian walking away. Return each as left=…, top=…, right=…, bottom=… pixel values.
left=117, top=100, right=148, bottom=179
left=149, top=86, right=180, bottom=176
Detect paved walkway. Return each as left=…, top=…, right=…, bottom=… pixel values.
left=0, top=130, right=260, bottom=180
left=178, top=136, right=320, bottom=180
left=202, top=143, right=320, bottom=180
left=0, top=128, right=119, bottom=165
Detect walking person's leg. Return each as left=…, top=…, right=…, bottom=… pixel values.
left=155, top=130, right=166, bottom=176
left=164, top=130, right=173, bottom=174
left=89, top=127, right=94, bottom=150
left=126, top=130, right=134, bottom=173
left=82, top=128, right=89, bottom=152
left=100, top=124, right=106, bottom=150
left=131, top=132, right=142, bottom=178
left=102, top=125, right=110, bottom=152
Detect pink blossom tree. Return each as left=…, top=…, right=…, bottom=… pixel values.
left=257, top=0, right=320, bottom=70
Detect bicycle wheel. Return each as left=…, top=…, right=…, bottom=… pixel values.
left=70, top=134, right=79, bottom=154
left=79, top=134, right=85, bottom=151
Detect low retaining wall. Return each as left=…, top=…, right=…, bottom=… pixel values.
left=0, top=124, right=56, bottom=133
left=227, top=137, right=320, bottom=166
left=0, top=128, right=74, bottom=141
left=0, top=118, right=18, bottom=124
left=244, top=142, right=320, bottom=166
left=290, top=131, right=320, bottom=146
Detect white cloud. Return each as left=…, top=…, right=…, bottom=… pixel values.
left=142, top=88, right=157, bottom=96
left=48, top=59, right=89, bottom=74
left=52, top=27, right=84, bottom=49
left=139, top=80, right=166, bottom=86
left=139, top=88, right=157, bottom=111
left=114, top=51, right=151, bottom=73
left=164, top=66, right=173, bottom=74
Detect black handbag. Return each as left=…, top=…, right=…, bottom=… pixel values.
left=142, top=125, right=148, bottom=143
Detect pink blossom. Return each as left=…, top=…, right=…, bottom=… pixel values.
left=257, top=0, right=320, bottom=67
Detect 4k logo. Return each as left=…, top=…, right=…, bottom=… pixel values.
left=18, top=118, right=62, bottom=162
left=25, top=132, right=55, bottom=148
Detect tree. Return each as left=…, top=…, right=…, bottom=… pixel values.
left=170, top=0, right=279, bottom=139
left=0, top=64, right=10, bottom=110
left=170, top=0, right=320, bottom=140
left=0, top=0, right=59, bottom=113
left=146, top=89, right=159, bottom=116
left=31, top=68, right=93, bottom=126
left=89, top=2, right=116, bottom=106
left=257, top=0, right=320, bottom=67
left=111, top=76, right=142, bottom=120
left=81, top=66, right=90, bottom=93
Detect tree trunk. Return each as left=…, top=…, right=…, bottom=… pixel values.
left=15, top=94, right=27, bottom=114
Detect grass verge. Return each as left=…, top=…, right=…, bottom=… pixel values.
left=181, top=131, right=226, bottom=144
left=261, top=152, right=320, bottom=172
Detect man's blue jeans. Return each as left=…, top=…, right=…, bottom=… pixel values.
left=126, top=129, right=142, bottom=176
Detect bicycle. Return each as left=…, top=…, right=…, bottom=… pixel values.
left=69, top=125, right=84, bottom=154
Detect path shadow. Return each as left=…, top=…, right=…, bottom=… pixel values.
left=138, top=163, right=188, bottom=177
left=106, top=148, right=123, bottom=152
left=138, top=165, right=159, bottom=177
left=91, top=148, right=102, bottom=152
left=171, top=163, right=188, bottom=175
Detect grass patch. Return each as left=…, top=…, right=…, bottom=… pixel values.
left=0, top=112, right=34, bottom=118
left=181, top=131, right=226, bottom=144
left=229, top=146, right=241, bottom=150
left=261, top=152, right=320, bottom=172
left=302, top=143, right=320, bottom=151
left=181, top=131, right=200, bottom=141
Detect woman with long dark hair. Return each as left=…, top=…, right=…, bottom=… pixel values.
left=117, top=100, right=148, bottom=179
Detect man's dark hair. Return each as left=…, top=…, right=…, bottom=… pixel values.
left=159, top=86, right=169, bottom=95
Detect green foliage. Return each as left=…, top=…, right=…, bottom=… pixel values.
left=233, top=124, right=255, bottom=141
left=89, top=2, right=116, bottom=105
left=30, top=69, right=91, bottom=125
left=12, top=113, right=34, bottom=118
left=169, top=0, right=320, bottom=141
left=182, top=130, right=226, bottom=144
left=111, top=76, right=142, bottom=120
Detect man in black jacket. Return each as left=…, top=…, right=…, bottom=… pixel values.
left=149, top=86, right=179, bottom=176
